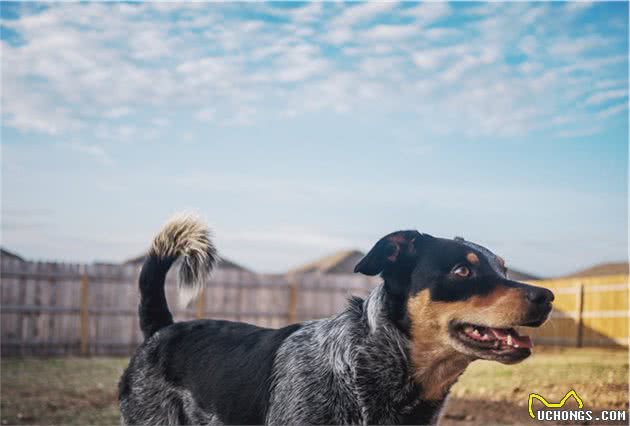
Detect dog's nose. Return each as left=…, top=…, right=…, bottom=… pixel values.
left=526, top=286, right=554, bottom=305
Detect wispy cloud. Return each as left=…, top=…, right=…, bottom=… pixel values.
left=331, top=1, right=396, bottom=28
left=556, top=127, right=601, bottom=138
left=564, top=1, right=593, bottom=14
left=404, top=1, right=451, bottom=23
left=195, top=108, right=215, bottom=122
left=104, top=107, right=133, bottom=119
left=364, top=24, right=418, bottom=40
left=596, top=102, right=628, bottom=120
left=585, top=89, right=628, bottom=106
left=65, top=140, right=113, bottom=165
left=274, top=44, right=330, bottom=82
left=1, top=2, right=626, bottom=140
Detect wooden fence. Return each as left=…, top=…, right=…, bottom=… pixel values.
left=0, top=257, right=627, bottom=356
left=526, top=275, right=629, bottom=347
left=0, top=258, right=378, bottom=356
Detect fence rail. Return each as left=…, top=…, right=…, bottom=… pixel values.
left=0, top=257, right=627, bottom=356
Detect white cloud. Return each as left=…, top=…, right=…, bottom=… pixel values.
left=548, top=35, right=608, bottom=57
left=332, top=1, right=397, bottom=28
left=225, top=107, right=256, bottom=126
left=364, top=24, right=418, bottom=40
left=104, top=107, right=132, bottom=119
left=596, top=103, right=628, bottom=120
left=323, top=1, right=397, bottom=45
left=411, top=43, right=468, bottom=71
left=463, top=2, right=503, bottom=17
left=551, top=115, right=574, bottom=125
left=65, top=141, right=113, bottom=165
left=2, top=3, right=256, bottom=134
left=556, top=127, right=601, bottom=138
left=1, top=1, right=626, bottom=142
left=562, top=54, right=627, bottom=73
left=321, top=28, right=353, bottom=44
left=152, top=117, right=170, bottom=127
left=520, top=5, right=548, bottom=26
left=195, top=108, right=215, bottom=122
left=585, top=89, right=628, bottom=106
left=2, top=79, right=81, bottom=134
left=129, top=29, right=174, bottom=60
left=274, top=44, right=329, bottom=83
left=441, top=48, right=499, bottom=82
left=564, top=1, right=593, bottom=14
left=424, top=27, right=459, bottom=40
left=290, top=2, right=323, bottom=23
left=412, top=50, right=444, bottom=70
left=519, top=35, right=537, bottom=57
left=405, top=1, right=451, bottom=24
left=176, top=57, right=236, bottom=83
left=359, top=56, right=403, bottom=77
left=117, top=125, right=136, bottom=140
left=594, top=79, right=626, bottom=90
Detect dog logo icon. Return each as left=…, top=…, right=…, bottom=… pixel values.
left=528, top=390, right=584, bottom=419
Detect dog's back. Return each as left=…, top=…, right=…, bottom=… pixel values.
left=118, top=215, right=302, bottom=425
left=119, top=319, right=301, bottom=424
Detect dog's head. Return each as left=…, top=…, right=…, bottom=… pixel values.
left=355, top=231, right=554, bottom=364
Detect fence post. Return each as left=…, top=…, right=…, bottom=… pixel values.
left=18, top=274, right=27, bottom=357
left=575, top=283, right=585, bottom=347
left=130, top=313, right=138, bottom=355
left=235, top=271, right=244, bottom=322
left=287, top=275, right=299, bottom=324
left=79, top=268, right=90, bottom=356
left=196, top=288, right=206, bottom=319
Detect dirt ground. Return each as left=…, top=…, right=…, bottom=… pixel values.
left=1, top=347, right=628, bottom=425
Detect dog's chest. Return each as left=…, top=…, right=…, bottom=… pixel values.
left=355, top=374, right=446, bottom=425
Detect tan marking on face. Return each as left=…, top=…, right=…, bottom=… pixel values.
left=406, top=285, right=530, bottom=398
left=468, top=286, right=512, bottom=308
left=408, top=287, right=527, bottom=328
left=466, top=252, right=480, bottom=264
left=438, top=287, right=527, bottom=326
left=407, top=291, right=471, bottom=400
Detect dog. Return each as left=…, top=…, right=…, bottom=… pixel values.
left=119, top=215, right=554, bottom=425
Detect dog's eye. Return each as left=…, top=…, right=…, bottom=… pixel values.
left=452, top=265, right=471, bottom=278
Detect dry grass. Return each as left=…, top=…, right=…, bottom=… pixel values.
left=1, top=347, right=628, bottom=425
left=445, top=347, right=629, bottom=425
left=1, top=357, right=127, bottom=425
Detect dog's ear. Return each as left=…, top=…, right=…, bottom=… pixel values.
left=354, top=230, right=426, bottom=276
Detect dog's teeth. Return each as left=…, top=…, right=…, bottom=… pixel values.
left=507, top=335, right=513, bottom=346
left=472, top=329, right=481, bottom=336
left=514, top=344, right=520, bottom=348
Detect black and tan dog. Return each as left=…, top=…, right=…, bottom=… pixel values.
left=119, top=215, right=554, bottom=425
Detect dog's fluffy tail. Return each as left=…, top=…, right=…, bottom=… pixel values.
left=138, top=213, right=218, bottom=339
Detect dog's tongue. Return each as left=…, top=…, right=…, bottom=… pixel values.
left=488, top=327, right=533, bottom=349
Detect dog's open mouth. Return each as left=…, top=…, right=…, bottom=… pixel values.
left=449, top=322, right=533, bottom=363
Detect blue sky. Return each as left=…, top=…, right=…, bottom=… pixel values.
left=1, top=1, right=628, bottom=276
